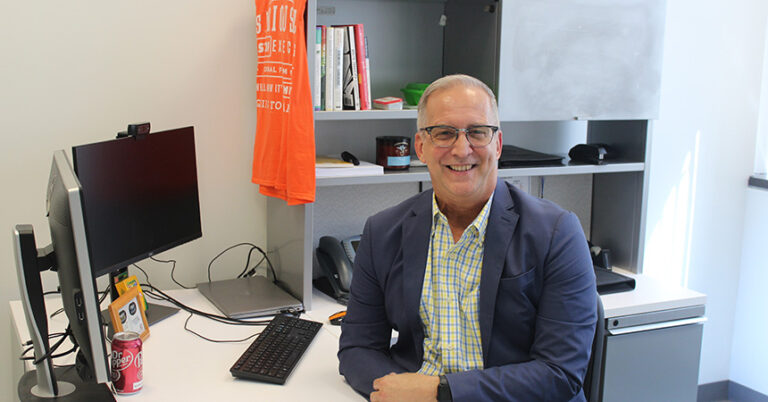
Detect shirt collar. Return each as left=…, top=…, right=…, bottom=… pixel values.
left=431, top=191, right=495, bottom=241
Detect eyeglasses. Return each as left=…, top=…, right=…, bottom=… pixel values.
left=420, top=125, right=499, bottom=148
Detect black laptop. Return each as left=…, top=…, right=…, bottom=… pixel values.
left=498, top=145, right=564, bottom=168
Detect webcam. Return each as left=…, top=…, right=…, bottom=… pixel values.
left=117, top=122, right=150, bottom=139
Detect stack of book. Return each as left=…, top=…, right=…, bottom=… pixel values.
left=314, top=24, right=372, bottom=111
left=316, top=155, right=383, bottom=178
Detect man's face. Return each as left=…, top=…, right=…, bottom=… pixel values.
left=414, top=85, right=503, bottom=209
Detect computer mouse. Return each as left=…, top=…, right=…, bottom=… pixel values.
left=329, top=310, right=346, bottom=326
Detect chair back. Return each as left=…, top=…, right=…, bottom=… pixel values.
left=583, top=295, right=605, bottom=402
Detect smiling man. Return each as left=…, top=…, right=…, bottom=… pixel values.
left=338, top=75, right=597, bottom=402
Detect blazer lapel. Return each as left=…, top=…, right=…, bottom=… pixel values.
left=479, top=180, right=519, bottom=359
left=401, top=191, right=432, bottom=350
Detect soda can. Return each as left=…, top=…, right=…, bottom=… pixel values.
left=111, top=331, right=143, bottom=394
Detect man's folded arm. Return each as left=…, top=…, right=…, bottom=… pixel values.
left=338, top=219, right=407, bottom=396
left=447, top=212, right=597, bottom=401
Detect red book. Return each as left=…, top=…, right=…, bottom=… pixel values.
left=353, top=24, right=370, bottom=110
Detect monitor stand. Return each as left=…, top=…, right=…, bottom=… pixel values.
left=100, top=267, right=180, bottom=337
left=101, top=303, right=179, bottom=339
left=14, top=226, right=115, bottom=401
left=18, top=365, right=114, bottom=402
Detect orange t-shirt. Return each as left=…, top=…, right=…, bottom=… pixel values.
left=252, top=0, right=315, bottom=205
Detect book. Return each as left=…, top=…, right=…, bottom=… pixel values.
left=316, top=155, right=354, bottom=168
left=324, top=26, right=335, bottom=111
left=319, top=25, right=327, bottom=111
left=333, top=27, right=345, bottom=111
left=316, top=159, right=384, bottom=178
left=339, top=25, right=360, bottom=110
left=314, top=26, right=322, bottom=111
left=353, top=24, right=370, bottom=110
left=373, top=96, right=403, bottom=110
left=364, top=36, right=372, bottom=107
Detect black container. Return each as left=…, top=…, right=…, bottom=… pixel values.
left=376, top=136, right=411, bottom=170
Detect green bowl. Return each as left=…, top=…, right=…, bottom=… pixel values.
left=405, top=82, right=429, bottom=91
left=400, top=82, right=429, bottom=105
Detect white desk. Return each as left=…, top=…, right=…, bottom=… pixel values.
left=601, top=269, right=706, bottom=318
left=10, top=272, right=706, bottom=402
left=10, top=289, right=362, bottom=401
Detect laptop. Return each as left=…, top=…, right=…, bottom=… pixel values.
left=498, top=145, right=564, bottom=168
left=197, top=275, right=303, bottom=319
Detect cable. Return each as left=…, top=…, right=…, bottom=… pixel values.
left=182, top=313, right=261, bottom=343
left=129, top=243, right=288, bottom=343
left=207, top=242, right=255, bottom=283
left=149, top=255, right=193, bottom=289
left=19, top=326, right=75, bottom=365
left=236, top=246, right=262, bottom=279
left=206, top=242, right=277, bottom=284
left=19, top=343, right=78, bottom=362
left=135, top=280, right=274, bottom=326
left=49, top=286, right=109, bottom=319
left=241, top=255, right=267, bottom=278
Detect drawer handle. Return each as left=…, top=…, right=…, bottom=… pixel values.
left=608, top=317, right=707, bottom=335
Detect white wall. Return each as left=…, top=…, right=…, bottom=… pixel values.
left=0, top=2, right=267, bottom=400
left=644, top=0, right=768, bottom=386
left=730, top=187, right=768, bottom=395
left=729, top=10, right=768, bottom=395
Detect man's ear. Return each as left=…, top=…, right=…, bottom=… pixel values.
left=494, top=129, right=503, bottom=160
left=414, top=132, right=426, bottom=162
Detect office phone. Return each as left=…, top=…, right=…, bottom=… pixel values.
left=314, top=235, right=359, bottom=304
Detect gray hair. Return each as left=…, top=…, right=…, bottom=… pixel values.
left=416, top=74, right=500, bottom=130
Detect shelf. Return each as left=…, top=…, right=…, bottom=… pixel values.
left=315, top=109, right=417, bottom=121
left=316, top=162, right=645, bottom=187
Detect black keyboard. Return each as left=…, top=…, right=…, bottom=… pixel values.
left=230, top=314, right=323, bottom=384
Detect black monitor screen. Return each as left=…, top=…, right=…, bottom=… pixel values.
left=72, top=126, right=202, bottom=278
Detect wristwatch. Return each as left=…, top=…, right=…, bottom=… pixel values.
left=437, top=375, right=453, bottom=401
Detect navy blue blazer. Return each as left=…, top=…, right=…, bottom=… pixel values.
left=338, top=179, right=597, bottom=401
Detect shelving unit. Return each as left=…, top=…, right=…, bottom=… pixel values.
left=260, top=3, right=698, bottom=399
left=314, top=110, right=417, bottom=121
left=270, top=0, right=665, bottom=316
left=316, top=162, right=645, bottom=187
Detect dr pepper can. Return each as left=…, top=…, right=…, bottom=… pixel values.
left=111, top=331, right=143, bottom=394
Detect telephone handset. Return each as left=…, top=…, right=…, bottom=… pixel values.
left=315, top=235, right=359, bottom=304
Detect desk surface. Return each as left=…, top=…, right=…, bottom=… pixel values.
left=601, top=269, right=706, bottom=318
left=11, top=289, right=362, bottom=401
left=10, top=272, right=706, bottom=401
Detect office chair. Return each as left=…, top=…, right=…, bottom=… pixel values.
left=583, top=295, right=606, bottom=402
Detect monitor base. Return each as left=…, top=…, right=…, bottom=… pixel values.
left=18, top=365, right=114, bottom=401
left=102, top=302, right=179, bottom=338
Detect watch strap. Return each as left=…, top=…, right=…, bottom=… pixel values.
left=437, top=375, right=453, bottom=402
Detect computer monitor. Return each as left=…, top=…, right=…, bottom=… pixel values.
left=14, top=150, right=113, bottom=400
left=13, top=126, right=201, bottom=400
left=72, top=126, right=201, bottom=277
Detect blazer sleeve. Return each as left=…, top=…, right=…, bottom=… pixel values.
left=338, top=218, right=408, bottom=396
left=447, top=212, right=597, bottom=402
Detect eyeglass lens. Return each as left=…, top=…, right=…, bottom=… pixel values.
left=429, top=126, right=496, bottom=147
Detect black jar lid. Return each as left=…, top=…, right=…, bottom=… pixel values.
left=376, top=136, right=409, bottom=142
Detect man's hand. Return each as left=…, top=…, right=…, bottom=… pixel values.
left=370, top=372, right=440, bottom=402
